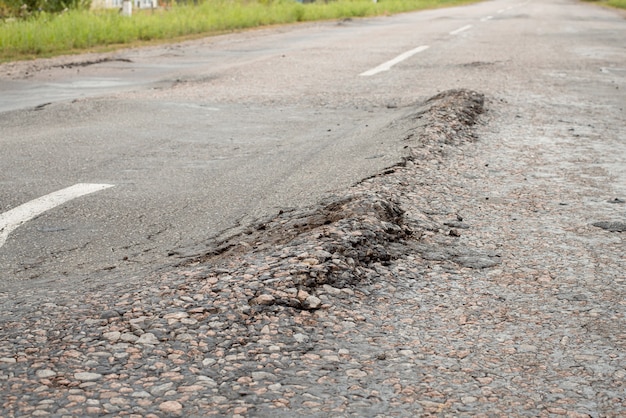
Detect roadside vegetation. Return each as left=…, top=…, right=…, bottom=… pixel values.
left=0, top=0, right=479, bottom=62
left=584, top=0, right=626, bottom=9
left=607, top=0, right=626, bottom=8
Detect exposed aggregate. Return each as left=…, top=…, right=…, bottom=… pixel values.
left=1, top=89, right=624, bottom=417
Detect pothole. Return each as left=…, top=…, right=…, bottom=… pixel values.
left=181, top=89, right=493, bottom=312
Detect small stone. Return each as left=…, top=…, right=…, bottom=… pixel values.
left=102, top=403, right=120, bottom=413
left=476, top=377, right=493, bottom=385
left=109, top=396, right=130, bottom=406
left=202, top=358, right=216, bottom=367
left=150, top=382, right=174, bottom=397
left=252, top=294, right=275, bottom=306
left=75, top=372, right=102, bottom=382
left=196, top=376, right=217, bottom=387
left=120, top=333, right=139, bottom=343
left=322, top=285, right=342, bottom=296
left=566, top=412, right=592, bottom=418
left=103, top=331, right=121, bottom=342
left=163, top=312, right=188, bottom=320
left=178, top=385, right=204, bottom=392
left=419, top=400, right=445, bottom=410
left=345, top=369, right=367, bottom=378
left=293, top=333, right=309, bottom=343
left=211, top=395, right=228, bottom=403
left=303, top=295, right=322, bottom=310
left=517, top=344, right=537, bottom=353
left=251, top=372, right=276, bottom=381
left=0, top=357, right=16, bottom=363
left=101, top=310, right=121, bottom=319
left=455, top=256, right=499, bottom=269
left=233, top=406, right=248, bottom=414
left=159, top=400, right=183, bottom=415
left=297, top=289, right=310, bottom=301
left=136, top=333, right=159, bottom=345
left=36, top=369, right=57, bottom=379
left=592, top=221, right=626, bottom=232
left=175, top=333, right=194, bottom=342
left=461, top=396, right=477, bottom=404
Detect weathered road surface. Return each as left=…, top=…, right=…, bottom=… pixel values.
left=0, top=0, right=623, bottom=291
left=1, top=0, right=625, bottom=416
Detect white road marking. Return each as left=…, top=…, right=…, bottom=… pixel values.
left=360, top=45, right=430, bottom=76
left=450, top=24, right=473, bottom=35
left=0, top=183, right=114, bottom=249
left=481, top=16, right=493, bottom=22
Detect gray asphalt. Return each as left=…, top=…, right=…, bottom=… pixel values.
left=1, top=0, right=624, bottom=292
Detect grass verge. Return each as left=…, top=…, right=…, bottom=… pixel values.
left=608, top=0, right=626, bottom=8
left=583, top=0, right=626, bottom=9
left=1, top=0, right=480, bottom=62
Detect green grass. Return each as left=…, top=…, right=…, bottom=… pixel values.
left=608, top=0, right=626, bottom=8
left=0, top=0, right=480, bottom=62
left=583, top=0, right=626, bottom=9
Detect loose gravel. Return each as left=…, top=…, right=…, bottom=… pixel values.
left=1, top=89, right=624, bottom=417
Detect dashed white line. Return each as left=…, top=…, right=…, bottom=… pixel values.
left=361, top=2, right=527, bottom=77
left=0, top=183, right=114, bottom=249
left=360, top=45, right=430, bottom=76
left=450, top=24, right=473, bottom=36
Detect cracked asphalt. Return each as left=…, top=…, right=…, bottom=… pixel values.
left=0, top=0, right=625, bottom=416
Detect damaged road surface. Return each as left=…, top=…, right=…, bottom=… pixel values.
left=1, top=0, right=626, bottom=416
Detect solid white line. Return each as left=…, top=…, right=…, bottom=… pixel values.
left=360, top=45, right=430, bottom=77
left=481, top=16, right=493, bottom=22
left=450, top=25, right=473, bottom=35
left=0, top=183, right=114, bottom=249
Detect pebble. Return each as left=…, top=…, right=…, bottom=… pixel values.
left=345, top=369, right=368, bottom=378
left=35, top=369, right=57, bottom=379
left=159, top=400, right=183, bottom=414
left=74, top=372, right=102, bottom=382
left=102, top=331, right=121, bottom=341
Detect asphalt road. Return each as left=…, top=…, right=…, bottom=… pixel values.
left=1, top=0, right=624, bottom=292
